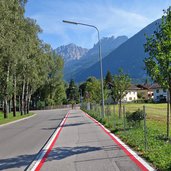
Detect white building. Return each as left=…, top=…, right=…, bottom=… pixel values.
left=123, top=85, right=140, bottom=102
left=150, top=83, right=168, bottom=102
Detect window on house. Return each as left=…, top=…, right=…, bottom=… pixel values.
left=129, top=97, right=132, bottom=100
left=156, top=89, right=159, bottom=93
left=163, top=89, right=166, bottom=93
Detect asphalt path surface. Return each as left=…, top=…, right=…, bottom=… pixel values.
left=0, top=109, right=69, bottom=171
left=40, top=110, right=146, bottom=171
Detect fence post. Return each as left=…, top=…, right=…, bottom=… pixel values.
left=167, top=91, right=170, bottom=138
left=123, top=105, right=126, bottom=131
left=143, top=105, right=147, bottom=151
left=113, top=105, right=116, bottom=129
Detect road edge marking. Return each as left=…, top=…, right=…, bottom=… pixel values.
left=26, top=111, right=70, bottom=171
left=0, top=114, right=37, bottom=128
left=84, top=112, right=155, bottom=171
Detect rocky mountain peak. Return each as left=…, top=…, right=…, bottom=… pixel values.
left=55, top=43, right=88, bottom=63
left=60, top=35, right=128, bottom=81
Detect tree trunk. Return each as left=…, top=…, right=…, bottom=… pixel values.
left=24, top=82, right=28, bottom=114
left=167, top=90, right=171, bottom=138
left=12, top=75, right=16, bottom=117
left=18, top=96, right=21, bottom=112
left=2, top=101, right=4, bottom=113
left=3, top=99, right=8, bottom=119
left=3, top=65, right=10, bottom=119
left=27, top=93, right=31, bottom=114
left=21, top=80, right=25, bottom=116
left=9, top=100, right=11, bottom=113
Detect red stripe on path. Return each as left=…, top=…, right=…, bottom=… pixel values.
left=84, top=112, right=149, bottom=171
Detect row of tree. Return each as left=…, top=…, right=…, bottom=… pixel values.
left=0, top=0, right=65, bottom=118
left=66, top=70, right=130, bottom=118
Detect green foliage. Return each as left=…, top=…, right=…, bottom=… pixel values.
left=137, top=92, right=144, bottom=99
left=66, top=79, right=79, bottom=103
left=54, top=81, right=66, bottom=104
left=86, top=79, right=101, bottom=103
left=37, top=101, right=45, bottom=109
left=144, top=6, right=171, bottom=138
left=46, top=99, right=55, bottom=106
left=85, top=77, right=108, bottom=104
left=79, top=82, right=87, bottom=99
left=110, top=69, right=131, bottom=118
left=0, top=0, right=27, bottom=116
left=0, top=0, right=65, bottom=116
left=31, top=51, right=66, bottom=107
left=105, top=70, right=112, bottom=88
left=126, top=109, right=144, bottom=127
left=111, top=69, right=131, bottom=103
left=144, top=7, right=171, bottom=89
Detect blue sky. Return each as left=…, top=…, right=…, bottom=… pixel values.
left=25, top=0, right=170, bottom=49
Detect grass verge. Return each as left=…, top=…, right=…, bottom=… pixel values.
left=0, top=112, right=34, bottom=125
left=82, top=105, right=171, bottom=171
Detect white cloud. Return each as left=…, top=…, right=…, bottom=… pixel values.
left=25, top=0, right=169, bottom=48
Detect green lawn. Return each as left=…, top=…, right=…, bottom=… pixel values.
left=108, top=103, right=167, bottom=115
left=84, top=103, right=171, bottom=171
left=0, top=111, right=34, bottom=125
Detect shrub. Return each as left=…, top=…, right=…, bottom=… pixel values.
left=126, top=109, right=144, bottom=127
left=46, top=99, right=55, bottom=106
left=37, top=101, right=45, bottom=109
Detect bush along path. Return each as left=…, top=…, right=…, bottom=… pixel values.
left=82, top=108, right=171, bottom=171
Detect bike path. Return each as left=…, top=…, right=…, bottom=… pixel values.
left=39, top=109, right=154, bottom=171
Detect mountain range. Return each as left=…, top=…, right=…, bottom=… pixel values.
left=55, top=43, right=88, bottom=63
left=55, top=19, right=160, bottom=83
left=55, top=36, right=128, bottom=81
left=73, top=19, right=160, bottom=82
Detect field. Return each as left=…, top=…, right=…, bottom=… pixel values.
left=83, top=103, right=171, bottom=171
left=0, top=112, right=34, bottom=125
left=108, top=103, right=167, bottom=119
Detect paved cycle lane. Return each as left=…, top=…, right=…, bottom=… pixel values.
left=29, top=109, right=155, bottom=171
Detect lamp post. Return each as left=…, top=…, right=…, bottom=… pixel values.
left=63, top=20, right=105, bottom=117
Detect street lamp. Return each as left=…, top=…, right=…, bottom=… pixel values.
left=63, top=20, right=105, bottom=117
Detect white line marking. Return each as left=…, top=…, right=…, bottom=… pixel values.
left=27, top=112, right=69, bottom=171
